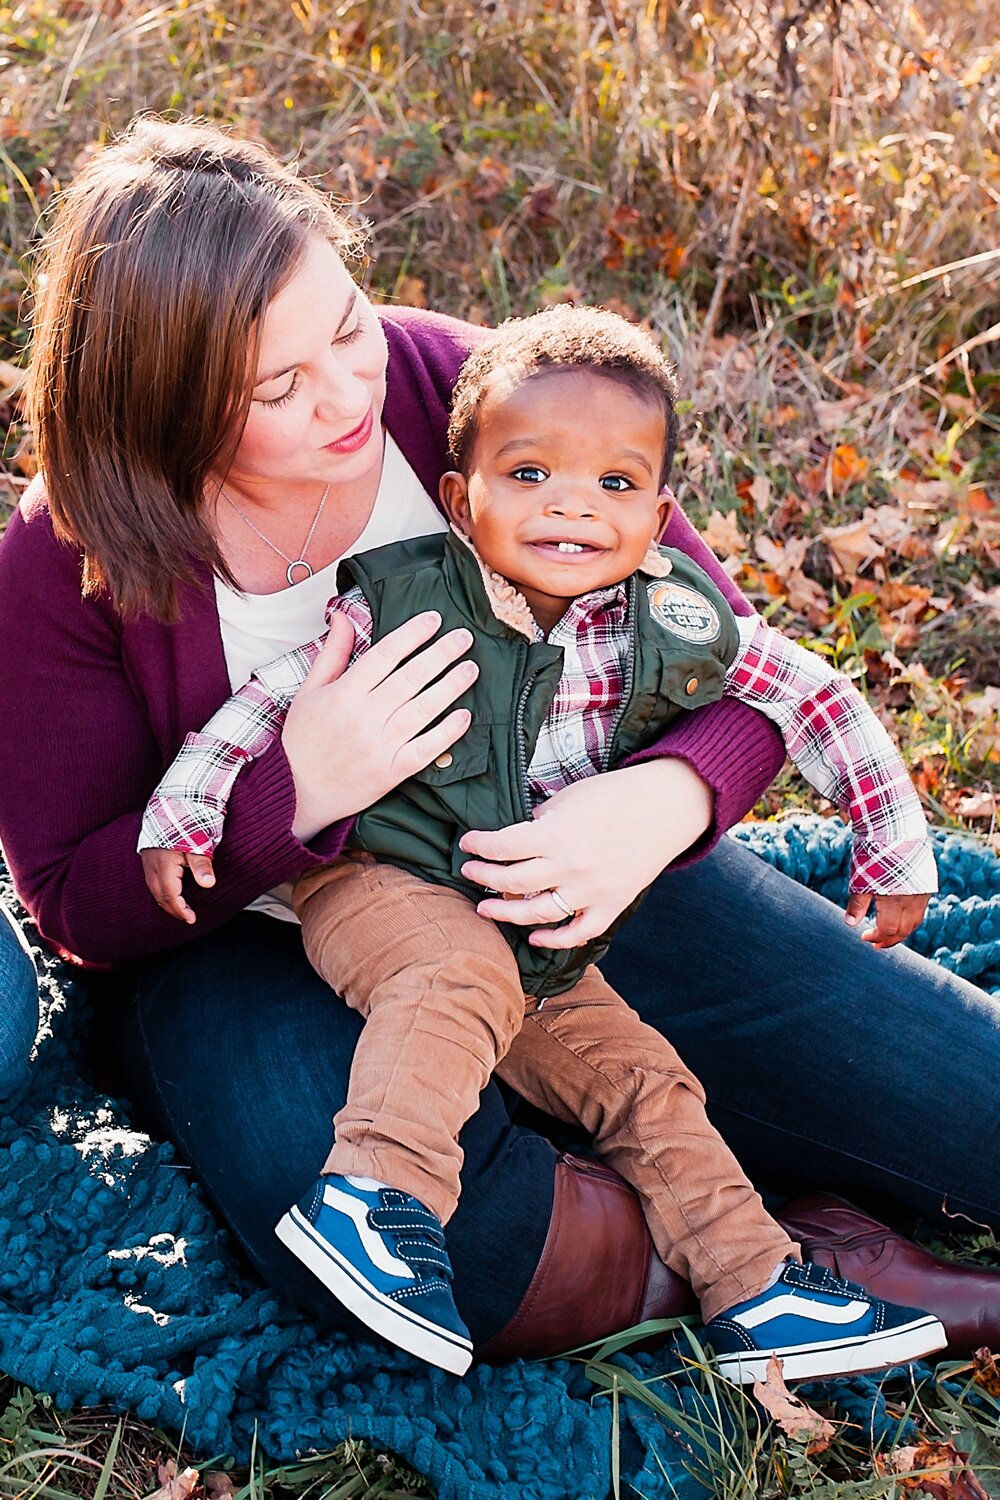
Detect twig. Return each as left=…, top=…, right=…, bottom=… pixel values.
left=698, top=154, right=758, bottom=366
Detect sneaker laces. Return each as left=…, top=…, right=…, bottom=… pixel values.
left=784, top=1259, right=868, bottom=1300
left=368, top=1195, right=454, bottom=1282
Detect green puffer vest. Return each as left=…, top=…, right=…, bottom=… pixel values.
left=340, top=531, right=740, bottom=998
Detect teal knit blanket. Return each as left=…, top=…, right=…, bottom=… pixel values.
left=0, top=818, right=997, bottom=1500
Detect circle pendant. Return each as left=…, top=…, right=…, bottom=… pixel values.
left=286, top=559, right=314, bottom=586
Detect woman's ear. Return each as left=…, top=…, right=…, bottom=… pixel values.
left=439, top=471, right=472, bottom=534
left=655, top=485, right=675, bottom=539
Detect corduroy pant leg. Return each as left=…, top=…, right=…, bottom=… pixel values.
left=495, top=965, right=798, bottom=1320
left=292, top=855, right=527, bottom=1226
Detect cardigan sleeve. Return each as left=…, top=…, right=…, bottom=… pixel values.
left=0, top=502, right=349, bottom=967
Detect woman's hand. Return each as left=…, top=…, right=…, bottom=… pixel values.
left=283, top=610, right=478, bottom=842
left=459, top=758, right=714, bottom=949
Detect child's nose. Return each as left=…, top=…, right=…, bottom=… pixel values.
left=545, top=491, right=597, bottom=519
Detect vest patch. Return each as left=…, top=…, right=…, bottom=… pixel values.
left=646, top=581, right=722, bottom=643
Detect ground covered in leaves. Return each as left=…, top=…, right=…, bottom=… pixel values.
left=0, top=0, right=998, bottom=1495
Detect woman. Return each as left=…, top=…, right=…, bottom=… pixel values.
left=0, top=115, right=997, bottom=1357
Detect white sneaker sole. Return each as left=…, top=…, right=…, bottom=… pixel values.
left=276, top=1205, right=474, bottom=1376
left=714, top=1313, right=946, bottom=1385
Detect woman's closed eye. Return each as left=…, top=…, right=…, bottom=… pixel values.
left=259, top=375, right=300, bottom=409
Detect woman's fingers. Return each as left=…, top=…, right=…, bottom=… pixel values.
left=460, top=855, right=551, bottom=898
left=387, top=658, right=479, bottom=742
left=459, top=821, right=543, bottom=864
left=352, top=615, right=471, bottom=699
left=395, top=707, right=473, bottom=778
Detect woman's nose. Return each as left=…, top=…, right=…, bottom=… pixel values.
left=314, top=355, right=366, bottom=420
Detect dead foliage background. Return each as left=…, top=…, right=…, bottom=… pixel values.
left=1, top=0, right=998, bottom=835
left=0, top=2, right=998, bottom=1495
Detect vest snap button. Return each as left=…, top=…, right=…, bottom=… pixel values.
left=685, top=676, right=699, bottom=695
left=435, top=751, right=454, bottom=768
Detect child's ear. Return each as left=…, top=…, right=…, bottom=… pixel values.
left=655, top=485, right=675, bottom=539
left=440, top=471, right=472, bottom=534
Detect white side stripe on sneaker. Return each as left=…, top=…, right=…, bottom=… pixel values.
left=735, top=1294, right=869, bottom=1330
left=321, top=1183, right=416, bottom=1280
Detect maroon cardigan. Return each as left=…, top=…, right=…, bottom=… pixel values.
left=0, top=306, right=783, bottom=966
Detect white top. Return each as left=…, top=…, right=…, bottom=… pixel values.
left=214, top=434, right=444, bottom=919
left=215, top=435, right=445, bottom=690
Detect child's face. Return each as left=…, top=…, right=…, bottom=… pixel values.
left=440, top=368, right=672, bottom=633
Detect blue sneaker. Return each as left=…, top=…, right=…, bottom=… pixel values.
left=275, top=1175, right=473, bottom=1375
left=705, top=1260, right=946, bottom=1384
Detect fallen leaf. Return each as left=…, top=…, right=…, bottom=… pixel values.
left=703, top=508, right=746, bottom=558
left=752, top=1355, right=835, bottom=1453
left=973, top=1347, right=1000, bottom=1396
left=957, top=790, right=997, bottom=821
left=875, top=1440, right=990, bottom=1499
left=205, top=1473, right=237, bottom=1498
left=821, top=517, right=885, bottom=576
left=814, top=396, right=862, bottom=433
left=831, top=443, right=869, bottom=488
left=145, top=1458, right=200, bottom=1500
left=750, top=472, right=773, bottom=511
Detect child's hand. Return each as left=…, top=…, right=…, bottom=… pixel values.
left=844, top=891, right=930, bottom=949
left=140, top=847, right=216, bottom=924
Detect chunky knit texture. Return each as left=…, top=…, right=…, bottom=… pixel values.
left=0, top=817, right=996, bottom=1499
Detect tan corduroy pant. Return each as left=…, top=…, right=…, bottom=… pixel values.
left=292, top=853, right=797, bottom=1318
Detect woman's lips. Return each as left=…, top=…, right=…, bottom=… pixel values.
left=325, top=407, right=375, bottom=454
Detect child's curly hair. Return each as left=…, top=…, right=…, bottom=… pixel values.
left=447, top=304, right=679, bottom=485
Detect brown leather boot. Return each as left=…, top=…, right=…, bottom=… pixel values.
left=476, top=1152, right=696, bottom=1362
left=775, top=1192, right=1000, bottom=1359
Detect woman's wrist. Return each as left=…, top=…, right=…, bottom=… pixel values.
left=620, top=756, right=715, bottom=865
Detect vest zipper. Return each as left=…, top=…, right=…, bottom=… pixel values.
left=514, top=661, right=546, bottom=823
left=603, top=574, right=638, bottom=769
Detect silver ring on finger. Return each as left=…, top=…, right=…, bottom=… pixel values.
left=549, top=888, right=576, bottom=920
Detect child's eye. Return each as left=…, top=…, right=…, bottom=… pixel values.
left=600, top=474, right=634, bottom=492
left=511, top=464, right=548, bottom=483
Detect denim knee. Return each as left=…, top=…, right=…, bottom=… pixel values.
left=0, top=902, right=39, bottom=1099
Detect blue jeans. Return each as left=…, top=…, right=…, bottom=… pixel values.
left=100, top=837, right=1000, bottom=1344
left=0, top=900, right=39, bottom=1099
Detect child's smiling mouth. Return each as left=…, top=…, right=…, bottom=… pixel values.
left=526, top=538, right=606, bottom=558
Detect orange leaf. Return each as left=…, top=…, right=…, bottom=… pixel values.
left=831, top=443, right=869, bottom=488
left=875, top=1441, right=990, bottom=1499
left=973, top=1346, right=1000, bottom=1396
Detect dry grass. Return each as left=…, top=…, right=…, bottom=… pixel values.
left=0, top=4, right=998, bottom=1494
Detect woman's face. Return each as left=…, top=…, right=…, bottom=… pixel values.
left=228, top=235, right=389, bottom=497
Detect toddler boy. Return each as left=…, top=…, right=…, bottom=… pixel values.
left=140, top=306, right=941, bottom=1380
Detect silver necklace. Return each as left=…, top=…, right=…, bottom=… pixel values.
left=222, top=482, right=331, bottom=586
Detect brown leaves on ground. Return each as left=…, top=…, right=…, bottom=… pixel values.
left=145, top=1458, right=200, bottom=1500
left=753, top=1355, right=836, bottom=1453
left=971, top=1345, right=1000, bottom=1397
left=144, top=1459, right=236, bottom=1499
left=875, top=1440, right=991, bottom=1499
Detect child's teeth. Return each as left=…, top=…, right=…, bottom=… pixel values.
left=556, top=542, right=584, bottom=552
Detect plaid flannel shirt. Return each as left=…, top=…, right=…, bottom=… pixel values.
left=139, top=583, right=937, bottom=896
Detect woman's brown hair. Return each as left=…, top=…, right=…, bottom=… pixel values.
left=27, top=115, right=364, bottom=622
